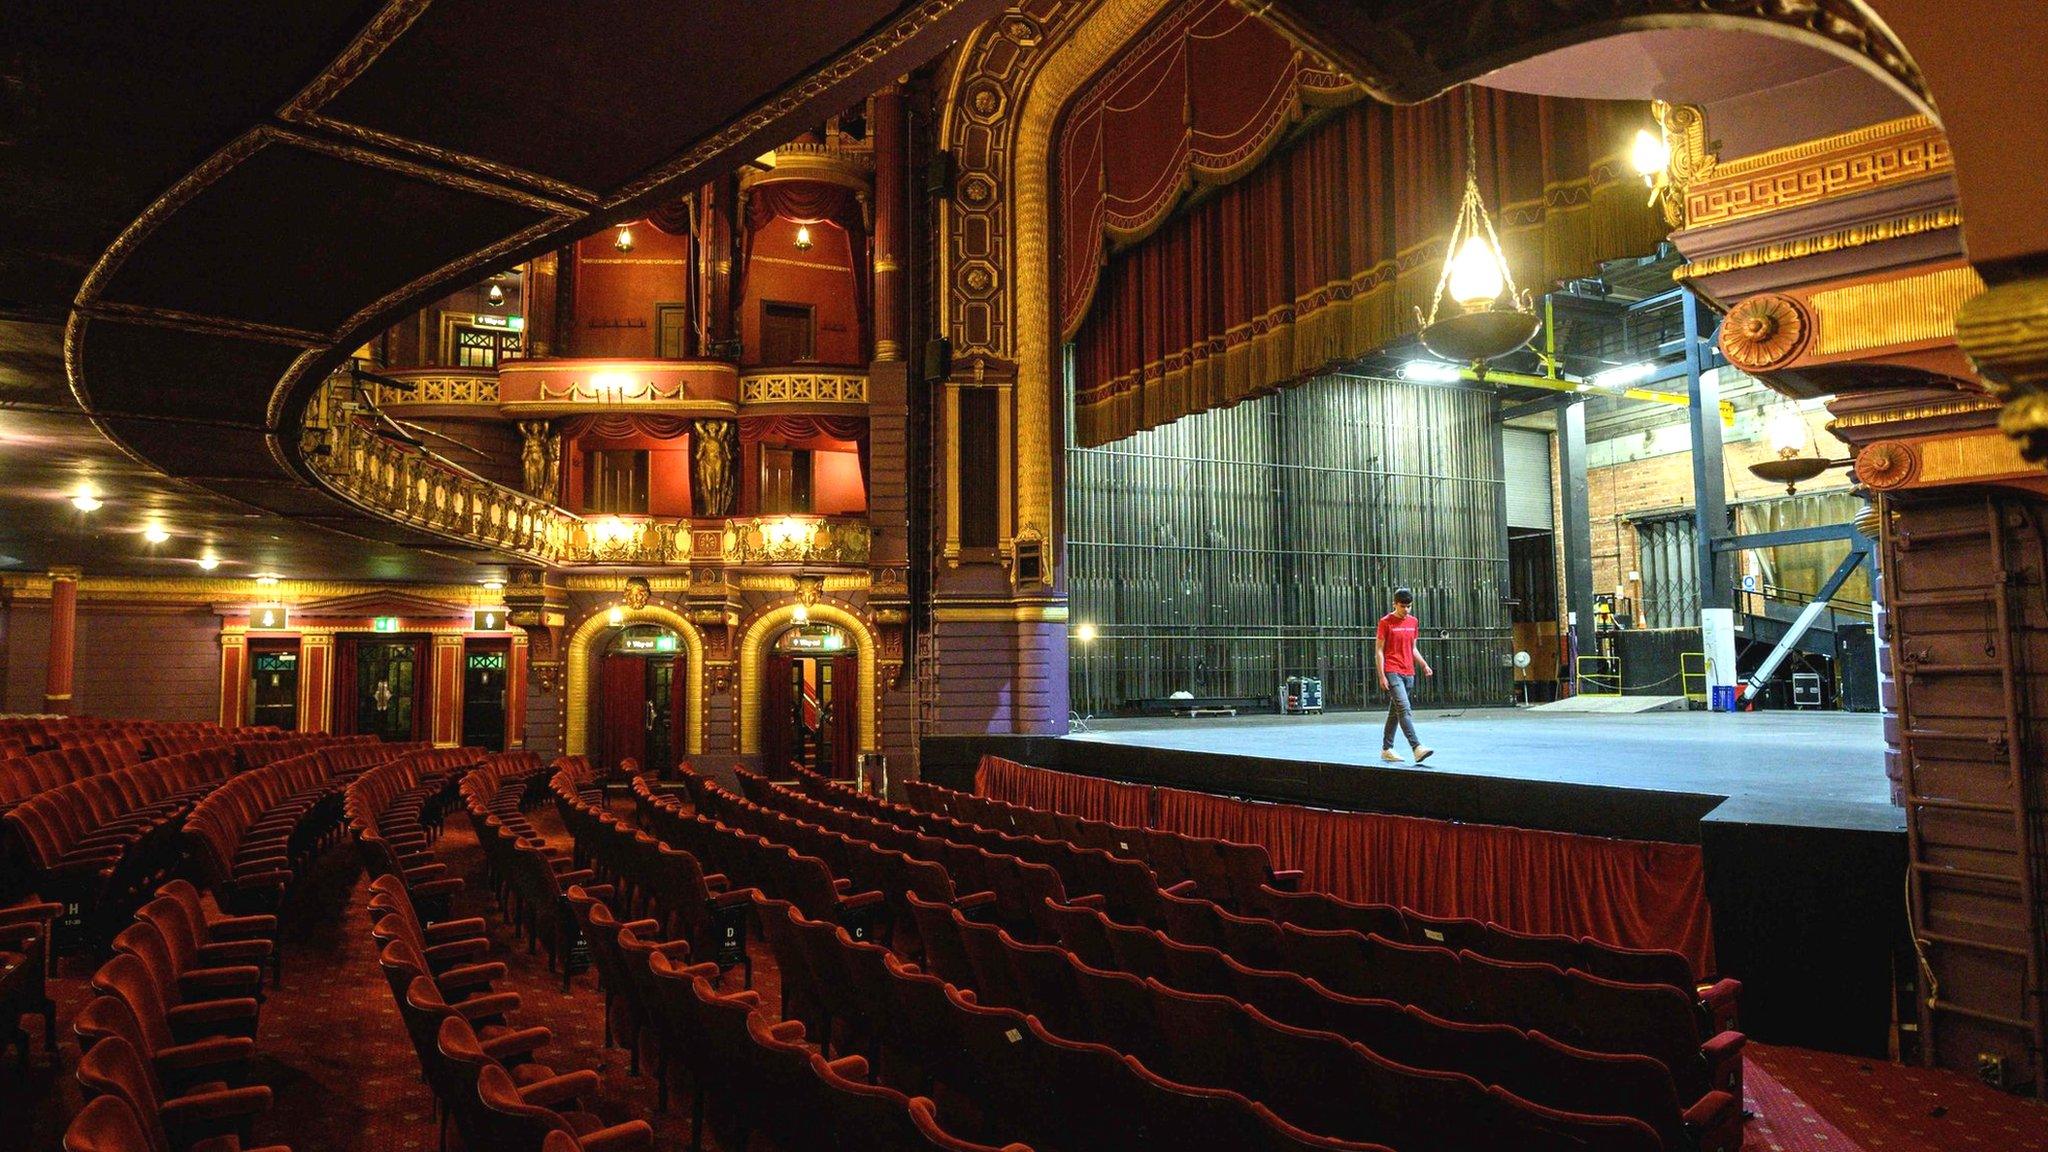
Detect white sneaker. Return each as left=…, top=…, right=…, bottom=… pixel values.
left=1412, top=746, right=1434, bottom=764
left=1380, top=749, right=1403, bottom=763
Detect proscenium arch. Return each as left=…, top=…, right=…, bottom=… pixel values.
left=563, top=601, right=706, bottom=759
left=738, top=600, right=879, bottom=758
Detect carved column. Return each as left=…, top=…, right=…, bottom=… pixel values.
left=551, top=244, right=577, bottom=358
left=44, top=568, right=79, bottom=714
left=872, top=83, right=908, bottom=363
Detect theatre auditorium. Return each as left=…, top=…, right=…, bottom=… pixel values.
left=3, top=3, right=2046, bottom=1151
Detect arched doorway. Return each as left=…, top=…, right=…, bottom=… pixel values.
left=597, top=624, right=684, bottom=776
left=762, top=623, right=858, bottom=779
left=562, top=602, right=706, bottom=763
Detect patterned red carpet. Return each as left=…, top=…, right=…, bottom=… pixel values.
left=7, top=803, right=2043, bottom=1152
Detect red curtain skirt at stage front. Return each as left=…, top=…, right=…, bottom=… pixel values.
left=974, top=755, right=1714, bottom=972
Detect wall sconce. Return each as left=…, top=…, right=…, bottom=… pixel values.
left=794, top=224, right=814, bottom=252
left=613, top=225, right=635, bottom=253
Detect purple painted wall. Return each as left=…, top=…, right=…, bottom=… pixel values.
left=1, top=601, right=220, bottom=721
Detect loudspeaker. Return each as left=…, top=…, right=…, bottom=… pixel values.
left=923, top=336, right=952, bottom=381
left=926, top=149, right=956, bottom=199
left=1835, top=622, right=1879, bottom=712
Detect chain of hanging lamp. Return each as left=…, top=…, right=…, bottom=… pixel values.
left=1416, top=90, right=1529, bottom=329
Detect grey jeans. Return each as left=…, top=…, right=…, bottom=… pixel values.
left=1382, top=672, right=1419, bottom=751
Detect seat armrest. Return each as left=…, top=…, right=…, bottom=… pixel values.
left=702, top=872, right=729, bottom=891
left=434, top=961, right=509, bottom=992
left=158, top=1084, right=273, bottom=1128
left=577, top=1120, right=655, bottom=1152
left=424, top=916, right=489, bottom=943
left=768, top=1019, right=807, bottom=1042
left=832, top=877, right=854, bottom=893
left=838, top=889, right=885, bottom=912
left=709, top=888, right=753, bottom=910
left=203, top=912, right=278, bottom=939
left=480, top=1026, right=554, bottom=1062
left=955, top=890, right=999, bottom=911
left=1162, top=879, right=1200, bottom=897
left=194, top=940, right=273, bottom=966
left=552, top=867, right=595, bottom=885
left=453, top=990, right=524, bottom=1021
left=1698, top=977, right=1742, bottom=1033
left=1267, top=870, right=1305, bottom=891
left=422, top=936, right=491, bottom=965
left=1700, top=1030, right=1746, bottom=1097
left=1065, top=893, right=1106, bottom=910
left=518, top=1069, right=600, bottom=1108
left=177, top=964, right=265, bottom=996
left=1682, top=1088, right=1741, bottom=1137
left=153, top=1035, right=258, bottom=1075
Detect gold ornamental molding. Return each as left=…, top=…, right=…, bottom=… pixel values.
left=497, top=358, right=741, bottom=417
left=1828, top=396, right=2002, bottom=431
left=738, top=370, right=870, bottom=407
left=721, top=516, right=873, bottom=567
left=370, top=369, right=501, bottom=409
left=731, top=572, right=872, bottom=593
left=1956, top=276, right=2048, bottom=462
left=932, top=602, right=1070, bottom=623
left=1681, top=115, right=1950, bottom=232
left=0, top=574, right=504, bottom=606
left=1675, top=208, right=1962, bottom=282
left=737, top=599, right=880, bottom=756
left=1809, top=265, right=1986, bottom=358
left=1855, top=431, right=2046, bottom=493
left=562, top=601, right=707, bottom=758
left=1718, top=294, right=1810, bottom=372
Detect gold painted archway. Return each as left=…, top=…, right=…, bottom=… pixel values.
left=738, top=600, right=878, bottom=756
left=563, top=601, right=705, bottom=758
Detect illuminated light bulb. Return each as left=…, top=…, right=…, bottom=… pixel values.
left=1075, top=622, right=1099, bottom=643
left=1631, top=128, right=1670, bottom=184
left=143, top=523, right=170, bottom=544
left=1767, top=404, right=1809, bottom=458
left=794, top=224, right=814, bottom=252
left=70, top=485, right=103, bottom=512
left=792, top=602, right=810, bottom=625
left=608, top=605, right=625, bottom=627
left=1398, top=361, right=1462, bottom=384
left=198, top=555, right=221, bottom=571
left=613, top=225, right=635, bottom=253
left=256, top=574, right=280, bottom=588
left=1447, top=234, right=1505, bottom=310
left=485, top=282, right=506, bottom=308
left=482, top=579, right=505, bottom=593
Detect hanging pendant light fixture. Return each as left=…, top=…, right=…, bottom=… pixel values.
left=794, top=224, right=814, bottom=252
left=1416, top=91, right=1540, bottom=369
left=613, top=225, right=635, bottom=253
left=485, top=282, right=506, bottom=308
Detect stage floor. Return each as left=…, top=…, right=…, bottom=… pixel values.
left=1070, top=706, right=1892, bottom=813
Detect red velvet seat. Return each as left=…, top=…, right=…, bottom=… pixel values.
left=1043, top=899, right=1117, bottom=970
left=77, top=1034, right=273, bottom=1152
left=73, top=992, right=253, bottom=1100
left=112, top=920, right=261, bottom=1028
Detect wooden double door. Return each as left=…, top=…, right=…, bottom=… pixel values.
left=599, top=654, right=682, bottom=776
left=763, top=651, right=857, bottom=779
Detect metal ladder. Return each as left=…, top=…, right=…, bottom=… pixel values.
left=1885, top=495, right=2046, bottom=1093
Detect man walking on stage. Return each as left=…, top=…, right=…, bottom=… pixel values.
left=1377, top=588, right=1435, bottom=763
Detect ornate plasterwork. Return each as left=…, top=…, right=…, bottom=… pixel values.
left=736, top=599, right=880, bottom=755
left=562, top=600, right=706, bottom=757
left=1680, top=115, right=1950, bottom=231
left=1675, top=208, right=1961, bottom=281
left=1809, top=265, right=1985, bottom=357
left=1957, top=277, right=2048, bottom=462
left=738, top=371, right=870, bottom=406
left=1719, top=294, right=1810, bottom=371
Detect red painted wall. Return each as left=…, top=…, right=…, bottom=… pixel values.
left=812, top=448, right=866, bottom=514
left=1, top=602, right=220, bottom=721
left=740, top=216, right=862, bottom=367
left=574, top=222, right=692, bottom=359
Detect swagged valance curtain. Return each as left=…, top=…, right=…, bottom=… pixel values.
left=1060, top=0, right=1667, bottom=447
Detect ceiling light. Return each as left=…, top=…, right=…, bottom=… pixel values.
left=197, top=555, right=221, bottom=571
left=482, top=579, right=505, bottom=593
left=1397, top=361, right=1464, bottom=384
left=613, top=225, right=635, bottom=253
left=256, top=574, right=280, bottom=588
left=70, top=486, right=103, bottom=512
left=1415, top=91, right=1538, bottom=367
left=143, top=523, right=170, bottom=544
left=794, top=224, right=814, bottom=252
left=485, top=283, right=506, bottom=308
left=1587, top=362, right=1656, bottom=391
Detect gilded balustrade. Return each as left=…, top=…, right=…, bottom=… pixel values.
left=737, top=369, right=869, bottom=407
left=722, top=515, right=872, bottom=566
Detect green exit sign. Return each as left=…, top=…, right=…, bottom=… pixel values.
left=373, top=616, right=399, bottom=633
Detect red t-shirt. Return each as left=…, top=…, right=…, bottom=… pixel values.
left=1376, top=612, right=1420, bottom=676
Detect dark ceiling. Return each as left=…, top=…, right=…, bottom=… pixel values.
left=0, top=0, right=999, bottom=581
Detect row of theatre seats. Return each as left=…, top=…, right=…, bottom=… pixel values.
left=547, top=766, right=1055, bottom=1152
left=2, top=724, right=391, bottom=950
left=561, top=762, right=1745, bottom=1152
left=0, top=719, right=302, bottom=808
left=901, top=772, right=1733, bottom=1017
left=816, top=768, right=1739, bottom=1151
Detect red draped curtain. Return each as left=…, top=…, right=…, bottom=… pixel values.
left=1057, top=0, right=1666, bottom=448
left=558, top=414, right=695, bottom=441
left=741, top=415, right=871, bottom=495
left=974, top=756, right=1713, bottom=971
left=738, top=180, right=871, bottom=356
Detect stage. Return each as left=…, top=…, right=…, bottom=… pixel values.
left=1072, top=707, right=1894, bottom=816
left=921, top=705, right=1909, bottom=1058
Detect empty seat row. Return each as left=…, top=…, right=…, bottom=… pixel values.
left=899, top=773, right=1303, bottom=908
left=1033, top=898, right=1740, bottom=1151
left=1050, top=893, right=1744, bottom=1110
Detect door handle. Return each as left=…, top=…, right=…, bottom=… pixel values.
left=646, top=701, right=656, bottom=731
